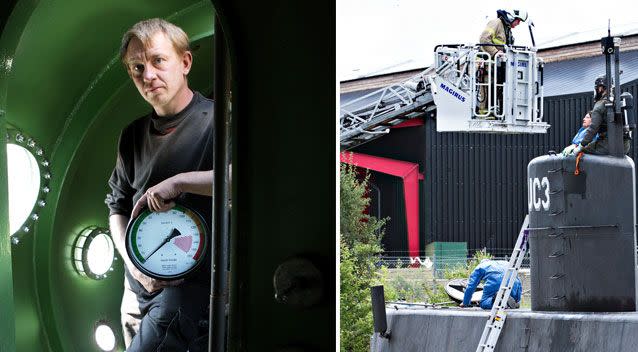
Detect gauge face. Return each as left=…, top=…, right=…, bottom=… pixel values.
left=126, top=204, right=208, bottom=280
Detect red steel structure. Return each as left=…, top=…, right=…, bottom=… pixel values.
left=341, top=151, right=424, bottom=259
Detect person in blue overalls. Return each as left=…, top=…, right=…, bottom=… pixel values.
left=562, top=112, right=598, bottom=155
left=459, top=259, right=522, bottom=309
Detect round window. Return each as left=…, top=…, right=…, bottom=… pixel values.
left=6, top=143, right=40, bottom=235
left=94, top=323, right=116, bottom=351
left=73, top=227, right=115, bottom=280
left=86, top=232, right=115, bottom=276
left=5, top=129, right=52, bottom=243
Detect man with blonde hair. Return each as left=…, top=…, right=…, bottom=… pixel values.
left=106, top=18, right=214, bottom=351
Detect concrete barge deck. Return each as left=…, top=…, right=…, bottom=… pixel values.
left=371, top=307, right=638, bottom=351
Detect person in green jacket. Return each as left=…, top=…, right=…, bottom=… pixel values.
left=477, top=9, right=528, bottom=117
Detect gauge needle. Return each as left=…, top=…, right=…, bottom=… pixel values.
left=143, top=228, right=182, bottom=262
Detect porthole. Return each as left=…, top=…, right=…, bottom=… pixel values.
left=94, top=321, right=116, bottom=351
left=5, top=128, right=51, bottom=244
left=72, top=227, right=116, bottom=280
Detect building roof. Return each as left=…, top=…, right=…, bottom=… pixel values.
left=538, top=34, right=638, bottom=63
left=341, top=36, right=638, bottom=100
left=543, top=48, right=638, bottom=97
left=538, top=23, right=638, bottom=49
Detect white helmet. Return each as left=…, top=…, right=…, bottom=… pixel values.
left=505, top=9, right=528, bottom=23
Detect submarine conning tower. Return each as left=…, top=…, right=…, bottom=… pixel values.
left=527, top=153, right=637, bottom=311
left=528, top=32, right=638, bottom=312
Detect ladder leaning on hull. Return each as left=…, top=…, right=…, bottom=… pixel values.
left=475, top=215, right=530, bottom=352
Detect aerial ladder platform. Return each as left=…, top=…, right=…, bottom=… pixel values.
left=340, top=44, right=550, bottom=149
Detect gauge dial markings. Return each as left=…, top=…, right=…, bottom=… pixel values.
left=126, top=205, right=208, bottom=280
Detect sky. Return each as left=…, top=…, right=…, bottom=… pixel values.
left=337, top=0, right=638, bottom=81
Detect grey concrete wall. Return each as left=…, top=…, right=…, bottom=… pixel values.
left=372, top=308, right=638, bottom=352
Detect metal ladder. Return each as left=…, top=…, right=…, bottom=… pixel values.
left=339, top=49, right=479, bottom=150
left=339, top=67, right=436, bottom=150
left=475, top=215, right=530, bottom=352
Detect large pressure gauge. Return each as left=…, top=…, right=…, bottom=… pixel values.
left=125, top=204, right=208, bottom=280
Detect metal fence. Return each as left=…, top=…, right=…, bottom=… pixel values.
left=378, top=248, right=531, bottom=269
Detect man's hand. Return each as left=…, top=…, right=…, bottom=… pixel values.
left=129, top=265, right=184, bottom=293
left=131, top=177, right=182, bottom=218
left=130, top=171, right=213, bottom=218
left=109, top=214, right=183, bottom=293
left=562, top=144, right=576, bottom=156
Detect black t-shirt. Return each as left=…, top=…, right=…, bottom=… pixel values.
left=105, top=91, right=214, bottom=296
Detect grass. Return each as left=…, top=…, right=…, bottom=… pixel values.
left=383, top=250, right=532, bottom=307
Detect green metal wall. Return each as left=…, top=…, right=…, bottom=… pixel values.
left=1, top=0, right=337, bottom=351
left=0, top=104, right=17, bottom=352
left=0, top=1, right=214, bottom=351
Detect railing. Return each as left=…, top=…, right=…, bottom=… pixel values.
left=340, top=43, right=549, bottom=147
left=432, top=44, right=548, bottom=133
left=339, top=68, right=436, bottom=148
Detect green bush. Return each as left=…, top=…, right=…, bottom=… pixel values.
left=382, top=249, right=494, bottom=307
left=340, top=159, right=387, bottom=352
left=444, top=248, right=493, bottom=280
left=423, top=283, right=451, bottom=304
left=386, top=275, right=427, bottom=302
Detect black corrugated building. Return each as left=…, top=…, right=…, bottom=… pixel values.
left=342, top=36, right=638, bottom=258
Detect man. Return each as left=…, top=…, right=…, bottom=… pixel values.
left=105, top=18, right=214, bottom=351
left=477, top=9, right=528, bottom=116
left=562, top=112, right=598, bottom=156
left=459, top=259, right=521, bottom=310
left=479, top=9, right=527, bottom=57
left=571, top=75, right=631, bottom=155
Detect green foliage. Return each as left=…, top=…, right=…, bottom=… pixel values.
left=340, top=241, right=378, bottom=352
left=377, top=266, right=398, bottom=302
left=383, top=250, right=494, bottom=307
left=442, top=263, right=472, bottom=280
left=385, top=275, right=427, bottom=302
left=340, top=159, right=387, bottom=352
left=444, top=248, right=492, bottom=280
left=423, top=282, right=451, bottom=304
left=467, top=248, right=493, bottom=271
left=340, top=160, right=386, bottom=249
